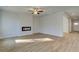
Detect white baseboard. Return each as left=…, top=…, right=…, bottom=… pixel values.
left=39, top=32, right=63, bottom=37
left=0, top=32, right=63, bottom=39
left=0, top=33, right=32, bottom=39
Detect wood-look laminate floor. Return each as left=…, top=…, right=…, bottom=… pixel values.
left=0, top=33, right=79, bottom=52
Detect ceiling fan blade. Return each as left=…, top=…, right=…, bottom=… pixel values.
left=38, top=9, right=45, bottom=12
left=37, top=12, right=40, bottom=14
left=38, top=10, right=44, bottom=12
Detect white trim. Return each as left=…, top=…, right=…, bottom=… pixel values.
left=0, top=33, right=32, bottom=39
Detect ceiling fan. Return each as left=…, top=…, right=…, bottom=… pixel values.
left=28, top=8, right=45, bottom=15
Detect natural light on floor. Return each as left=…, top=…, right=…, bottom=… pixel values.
left=15, top=38, right=54, bottom=43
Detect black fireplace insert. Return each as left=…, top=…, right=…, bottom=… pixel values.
left=22, top=26, right=31, bottom=31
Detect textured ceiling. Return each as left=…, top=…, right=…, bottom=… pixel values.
left=0, top=6, right=79, bottom=16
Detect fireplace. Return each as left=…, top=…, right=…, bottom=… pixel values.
left=22, top=26, right=31, bottom=31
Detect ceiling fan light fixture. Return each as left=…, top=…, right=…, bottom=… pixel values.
left=28, top=7, right=45, bottom=15
left=34, top=11, right=38, bottom=14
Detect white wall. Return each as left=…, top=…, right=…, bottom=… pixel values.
left=63, top=14, right=69, bottom=33
left=0, top=10, right=2, bottom=38
left=63, top=13, right=73, bottom=33
left=33, top=15, right=39, bottom=33
left=0, top=11, right=33, bottom=38
left=0, top=9, right=72, bottom=38
left=39, top=12, right=64, bottom=37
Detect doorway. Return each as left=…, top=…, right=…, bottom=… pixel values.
left=71, top=19, right=79, bottom=32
